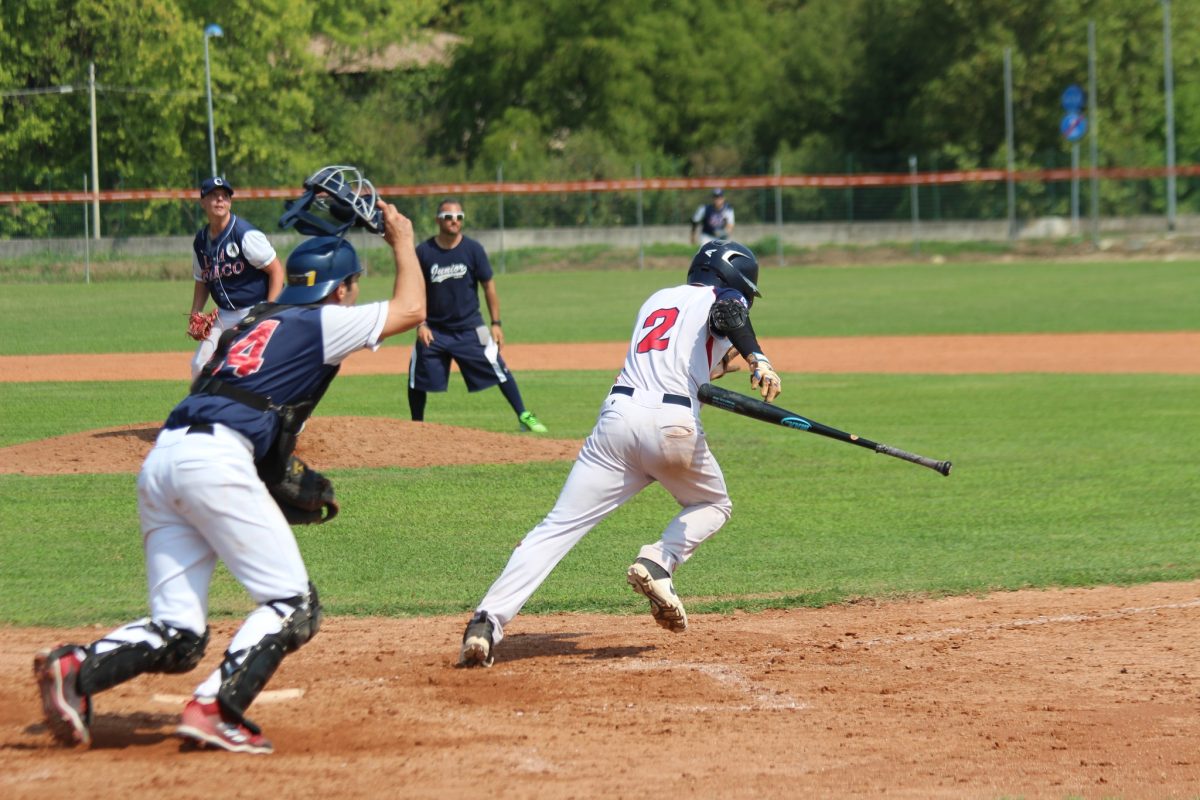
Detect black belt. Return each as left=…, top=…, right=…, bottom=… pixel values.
left=609, top=385, right=691, bottom=408
left=190, top=376, right=274, bottom=412
left=186, top=423, right=214, bottom=435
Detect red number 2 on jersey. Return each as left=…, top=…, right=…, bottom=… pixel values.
left=219, top=319, right=281, bottom=377
left=636, top=308, right=680, bottom=353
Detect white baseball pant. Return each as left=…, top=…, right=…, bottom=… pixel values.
left=476, top=389, right=732, bottom=643
left=95, top=424, right=311, bottom=696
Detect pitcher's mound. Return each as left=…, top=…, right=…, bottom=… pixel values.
left=0, top=417, right=581, bottom=475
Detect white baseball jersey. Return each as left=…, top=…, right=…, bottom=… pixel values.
left=474, top=283, right=750, bottom=643
left=615, top=283, right=736, bottom=399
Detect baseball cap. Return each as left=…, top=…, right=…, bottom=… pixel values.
left=712, top=188, right=724, bottom=197
left=200, top=176, right=234, bottom=198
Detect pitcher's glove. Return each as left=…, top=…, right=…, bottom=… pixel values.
left=187, top=309, right=219, bottom=341
left=747, top=353, right=782, bottom=402
left=268, top=456, right=340, bottom=525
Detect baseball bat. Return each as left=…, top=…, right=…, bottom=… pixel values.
left=697, top=383, right=952, bottom=476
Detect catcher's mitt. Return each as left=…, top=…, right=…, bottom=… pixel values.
left=187, top=309, right=219, bottom=341
left=268, top=455, right=339, bottom=525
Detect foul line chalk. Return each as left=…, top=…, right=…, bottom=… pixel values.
left=605, top=658, right=807, bottom=711
left=152, top=688, right=305, bottom=705
left=845, top=599, right=1200, bottom=650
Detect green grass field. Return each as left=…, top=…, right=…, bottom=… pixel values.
left=1, top=257, right=1197, bottom=355
left=1, top=257, right=1197, bottom=626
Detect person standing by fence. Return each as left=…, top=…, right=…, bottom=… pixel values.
left=690, top=188, right=735, bottom=245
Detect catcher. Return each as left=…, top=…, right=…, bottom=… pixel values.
left=187, top=176, right=284, bottom=379
left=33, top=168, right=425, bottom=754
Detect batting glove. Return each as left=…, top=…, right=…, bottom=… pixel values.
left=748, top=353, right=782, bottom=402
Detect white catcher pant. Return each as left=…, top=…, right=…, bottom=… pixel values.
left=477, top=390, right=732, bottom=643
left=108, top=423, right=310, bottom=696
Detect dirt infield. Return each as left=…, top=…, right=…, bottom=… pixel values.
left=1, top=332, right=1199, bottom=382
left=2, top=333, right=1198, bottom=797
left=3, top=584, right=1198, bottom=799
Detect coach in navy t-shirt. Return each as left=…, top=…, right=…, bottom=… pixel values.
left=407, top=199, right=548, bottom=433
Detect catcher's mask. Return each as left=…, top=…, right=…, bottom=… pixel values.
left=279, top=165, right=383, bottom=237
left=277, top=236, right=363, bottom=305
left=686, top=240, right=762, bottom=306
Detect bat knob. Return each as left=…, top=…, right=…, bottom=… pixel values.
left=936, top=461, right=953, bottom=477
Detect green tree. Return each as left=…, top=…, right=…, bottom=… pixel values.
left=434, top=0, right=774, bottom=175
left=0, top=0, right=435, bottom=235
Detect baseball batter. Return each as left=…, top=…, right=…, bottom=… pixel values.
left=460, top=240, right=781, bottom=667
left=34, top=201, right=426, bottom=754
left=188, top=176, right=284, bottom=379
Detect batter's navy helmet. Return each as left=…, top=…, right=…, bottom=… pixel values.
left=686, top=240, right=761, bottom=304
left=277, top=236, right=362, bottom=305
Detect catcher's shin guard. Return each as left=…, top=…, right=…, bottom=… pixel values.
left=217, top=584, right=321, bottom=727
left=77, top=620, right=209, bottom=695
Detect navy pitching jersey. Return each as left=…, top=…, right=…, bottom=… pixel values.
left=693, top=203, right=735, bottom=238
left=192, top=215, right=275, bottom=311
left=415, top=235, right=493, bottom=330
left=165, top=302, right=387, bottom=459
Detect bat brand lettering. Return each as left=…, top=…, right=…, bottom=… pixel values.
left=429, top=263, right=469, bottom=283
left=780, top=417, right=812, bottom=430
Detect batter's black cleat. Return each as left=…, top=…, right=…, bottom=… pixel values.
left=459, top=611, right=496, bottom=667
left=176, top=698, right=273, bottom=754
left=627, top=558, right=688, bottom=633
left=33, top=645, right=92, bottom=747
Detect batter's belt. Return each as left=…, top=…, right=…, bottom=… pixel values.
left=609, top=385, right=691, bottom=408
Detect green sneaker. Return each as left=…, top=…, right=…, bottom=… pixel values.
left=518, top=411, right=548, bottom=433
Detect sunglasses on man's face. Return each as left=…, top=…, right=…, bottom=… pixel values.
left=437, top=212, right=464, bottom=221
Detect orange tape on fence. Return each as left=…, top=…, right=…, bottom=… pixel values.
left=4, top=165, right=1200, bottom=205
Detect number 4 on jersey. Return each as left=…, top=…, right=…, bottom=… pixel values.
left=219, top=320, right=281, bottom=377
left=636, top=308, right=680, bottom=353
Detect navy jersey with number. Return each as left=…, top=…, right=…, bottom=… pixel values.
left=414, top=235, right=493, bottom=330
left=164, top=302, right=387, bottom=458
left=192, top=215, right=275, bottom=311
left=693, top=203, right=735, bottom=238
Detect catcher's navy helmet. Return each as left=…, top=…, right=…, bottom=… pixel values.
left=686, top=240, right=761, bottom=304
left=277, top=236, right=362, bottom=305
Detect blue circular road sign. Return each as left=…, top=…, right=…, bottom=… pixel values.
left=1061, top=84, right=1085, bottom=113
left=1060, top=112, right=1088, bottom=142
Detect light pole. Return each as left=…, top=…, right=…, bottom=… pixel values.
left=89, top=61, right=100, bottom=239
left=1162, top=0, right=1177, bottom=231
left=203, top=23, right=224, bottom=177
